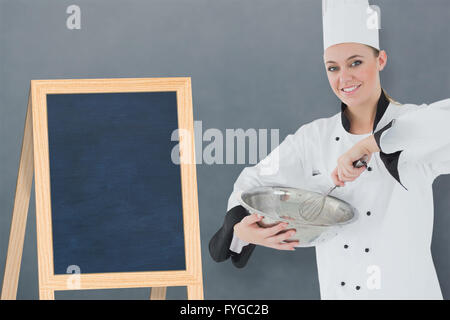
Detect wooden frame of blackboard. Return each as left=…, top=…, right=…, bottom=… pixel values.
left=1, top=78, right=203, bottom=300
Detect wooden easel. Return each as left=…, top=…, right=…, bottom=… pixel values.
left=1, top=78, right=204, bottom=300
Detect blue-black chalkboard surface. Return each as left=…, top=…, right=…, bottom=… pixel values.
left=46, top=91, right=186, bottom=275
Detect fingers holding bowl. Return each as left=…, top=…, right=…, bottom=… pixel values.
left=250, top=214, right=300, bottom=250
left=268, top=228, right=297, bottom=243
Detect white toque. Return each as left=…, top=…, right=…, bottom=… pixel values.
left=322, top=0, right=380, bottom=51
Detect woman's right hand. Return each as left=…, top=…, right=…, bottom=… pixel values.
left=233, top=213, right=299, bottom=250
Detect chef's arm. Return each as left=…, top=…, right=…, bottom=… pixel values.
left=208, top=205, right=256, bottom=268
left=373, top=98, right=450, bottom=187
left=209, top=125, right=310, bottom=268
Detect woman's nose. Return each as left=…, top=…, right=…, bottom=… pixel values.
left=339, top=68, right=353, bottom=84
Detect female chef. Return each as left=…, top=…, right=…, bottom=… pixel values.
left=209, top=0, right=450, bottom=299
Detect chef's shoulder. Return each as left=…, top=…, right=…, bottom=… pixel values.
left=388, top=97, right=450, bottom=118
left=291, top=113, right=340, bottom=140
left=289, top=113, right=339, bottom=148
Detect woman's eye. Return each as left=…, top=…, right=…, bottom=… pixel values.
left=351, top=60, right=362, bottom=67
left=327, top=66, right=338, bottom=72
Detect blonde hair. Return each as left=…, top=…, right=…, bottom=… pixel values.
left=382, top=88, right=401, bottom=105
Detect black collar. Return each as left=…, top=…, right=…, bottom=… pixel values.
left=340, top=89, right=390, bottom=134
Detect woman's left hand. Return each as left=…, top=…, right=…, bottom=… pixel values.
left=331, top=135, right=381, bottom=186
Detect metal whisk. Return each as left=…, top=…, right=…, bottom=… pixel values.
left=299, top=155, right=368, bottom=222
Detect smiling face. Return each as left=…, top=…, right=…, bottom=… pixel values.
left=324, top=42, right=387, bottom=107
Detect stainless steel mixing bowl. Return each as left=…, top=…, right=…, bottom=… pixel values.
left=237, top=186, right=358, bottom=247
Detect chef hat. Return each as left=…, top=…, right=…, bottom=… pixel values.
left=322, top=0, right=380, bottom=51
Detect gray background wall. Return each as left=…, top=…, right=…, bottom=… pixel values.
left=0, top=0, right=449, bottom=299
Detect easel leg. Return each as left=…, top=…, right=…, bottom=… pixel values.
left=150, top=287, right=167, bottom=300
left=1, top=96, right=34, bottom=300
left=187, top=283, right=204, bottom=300
left=39, top=288, right=54, bottom=300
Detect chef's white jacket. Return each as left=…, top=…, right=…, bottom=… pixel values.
left=209, top=90, right=450, bottom=299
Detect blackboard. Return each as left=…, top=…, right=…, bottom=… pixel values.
left=46, top=92, right=186, bottom=274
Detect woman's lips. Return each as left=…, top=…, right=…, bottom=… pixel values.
left=340, top=84, right=362, bottom=96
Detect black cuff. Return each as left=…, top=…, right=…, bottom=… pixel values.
left=374, top=120, right=407, bottom=190
left=231, top=243, right=256, bottom=268
left=208, top=205, right=256, bottom=268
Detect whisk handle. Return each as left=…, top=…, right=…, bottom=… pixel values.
left=352, top=154, right=369, bottom=168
